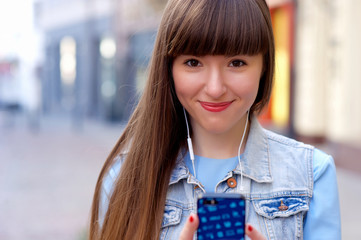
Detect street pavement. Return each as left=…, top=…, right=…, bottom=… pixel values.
left=0, top=113, right=360, bottom=239
left=0, top=114, right=123, bottom=240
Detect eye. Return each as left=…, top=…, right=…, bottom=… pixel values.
left=229, top=60, right=245, bottom=67
left=185, top=59, right=201, bottom=67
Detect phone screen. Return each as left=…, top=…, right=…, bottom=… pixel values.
left=197, top=193, right=245, bottom=240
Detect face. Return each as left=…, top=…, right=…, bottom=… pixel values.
left=172, top=54, right=263, bottom=135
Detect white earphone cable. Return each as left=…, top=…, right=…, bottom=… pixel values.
left=237, top=111, right=249, bottom=191
left=183, top=108, right=196, bottom=178
left=183, top=108, right=249, bottom=188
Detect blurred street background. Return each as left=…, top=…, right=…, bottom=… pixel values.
left=0, top=0, right=360, bottom=239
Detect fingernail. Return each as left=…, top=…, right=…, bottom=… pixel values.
left=190, top=215, right=194, bottom=223
left=248, top=225, right=253, bottom=232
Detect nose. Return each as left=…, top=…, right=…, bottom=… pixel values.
left=204, top=67, right=226, bottom=99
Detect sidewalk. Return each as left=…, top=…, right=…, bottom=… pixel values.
left=0, top=114, right=360, bottom=239
left=337, top=168, right=361, bottom=239
left=0, top=114, right=123, bottom=240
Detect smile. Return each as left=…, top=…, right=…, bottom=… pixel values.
left=200, top=101, right=233, bottom=112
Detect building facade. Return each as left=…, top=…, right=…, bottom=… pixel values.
left=35, top=0, right=163, bottom=122
left=294, top=0, right=361, bottom=156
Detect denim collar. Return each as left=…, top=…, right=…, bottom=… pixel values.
left=169, top=116, right=273, bottom=185
left=234, top=116, right=272, bottom=183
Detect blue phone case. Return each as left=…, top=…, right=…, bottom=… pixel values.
left=197, top=193, right=245, bottom=240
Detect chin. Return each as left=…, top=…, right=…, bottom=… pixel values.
left=202, top=124, right=231, bottom=135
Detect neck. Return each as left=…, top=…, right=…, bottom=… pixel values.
left=191, top=115, right=250, bottom=159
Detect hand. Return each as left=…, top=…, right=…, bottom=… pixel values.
left=179, top=214, right=266, bottom=240
left=179, top=213, right=199, bottom=240
left=246, top=224, right=267, bottom=240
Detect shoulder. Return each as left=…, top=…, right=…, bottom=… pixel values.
left=259, top=128, right=315, bottom=192
left=246, top=119, right=314, bottom=164
left=98, top=154, right=125, bottom=225
left=312, top=148, right=336, bottom=181
left=102, top=154, right=125, bottom=194
left=263, top=128, right=313, bottom=150
left=262, top=128, right=334, bottom=168
left=262, top=127, right=336, bottom=181
left=262, top=128, right=314, bottom=167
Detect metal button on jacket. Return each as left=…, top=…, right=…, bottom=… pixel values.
left=227, top=177, right=237, bottom=188
left=278, top=200, right=289, bottom=211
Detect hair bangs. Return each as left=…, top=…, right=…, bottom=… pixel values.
left=167, top=0, right=270, bottom=57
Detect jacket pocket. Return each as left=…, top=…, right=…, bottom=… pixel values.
left=252, top=196, right=309, bottom=239
left=252, top=196, right=309, bottom=219
left=161, top=204, right=183, bottom=228
left=160, top=203, right=183, bottom=240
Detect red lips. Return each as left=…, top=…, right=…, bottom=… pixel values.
left=200, top=101, right=233, bottom=112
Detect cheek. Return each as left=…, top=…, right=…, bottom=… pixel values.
left=173, top=77, right=187, bottom=99
left=233, top=76, right=260, bottom=100
left=250, top=79, right=261, bottom=98
left=173, top=74, right=192, bottom=106
left=173, top=71, right=200, bottom=103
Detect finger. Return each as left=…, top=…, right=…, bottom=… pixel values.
left=179, top=213, right=199, bottom=240
left=245, top=224, right=266, bottom=240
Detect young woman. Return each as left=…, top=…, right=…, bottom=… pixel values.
left=89, top=0, right=341, bottom=239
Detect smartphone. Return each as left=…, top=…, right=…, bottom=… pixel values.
left=196, top=193, right=245, bottom=240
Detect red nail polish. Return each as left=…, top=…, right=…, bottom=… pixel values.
left=248, top=225, right=253, bottom=232
left=190, top=216, right=194, bottom=223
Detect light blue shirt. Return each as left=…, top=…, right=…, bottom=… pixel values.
left=185, top=154, right=239, bottom=192
left=304, top=149, right=341, bottom=239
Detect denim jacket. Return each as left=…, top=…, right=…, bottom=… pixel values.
left=100, top=118, right=325, bottom=239
left=160, top=118, right=313, bottom=239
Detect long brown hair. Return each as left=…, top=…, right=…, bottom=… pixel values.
left=89, top=0, right=275, bottom=239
